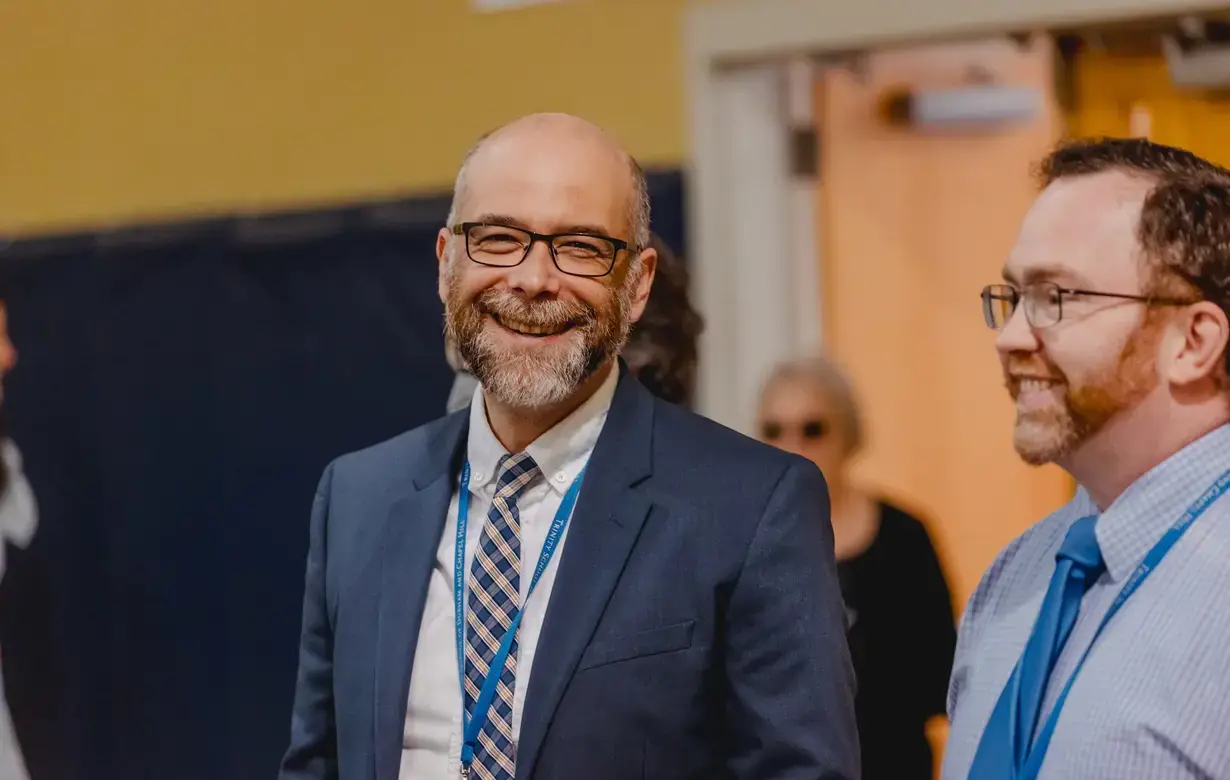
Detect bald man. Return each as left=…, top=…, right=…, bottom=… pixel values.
left=279, top=114, right=858, bottom=780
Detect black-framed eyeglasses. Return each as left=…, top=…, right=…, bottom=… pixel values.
left=451, top=222, right=630, bottom=278
left=761, top=419, right=829, bottom=442
left=981, top=281, right=1195, bottom=330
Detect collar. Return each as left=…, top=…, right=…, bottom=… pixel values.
left=1090, top=423, right=1230, bottom=582
left=464, top=364, right=619, bottom=497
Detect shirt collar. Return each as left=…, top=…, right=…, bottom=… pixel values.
left=1090, top=423, right=1230, bottom=581
left=464, top=365, right=619, bottom=496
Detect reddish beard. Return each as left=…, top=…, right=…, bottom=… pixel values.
left=1005, top=315, right=1163, bottom=465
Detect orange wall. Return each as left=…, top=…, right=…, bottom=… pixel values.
left=817, top=37, right=1075, bottom=611
left=815, top=36, right=1230, bottom=619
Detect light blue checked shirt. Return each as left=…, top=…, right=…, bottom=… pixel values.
left=942, top=423, right=1230, bottom=780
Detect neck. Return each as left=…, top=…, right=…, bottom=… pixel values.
left=1063, top=403, right=1229, bottom=510
left=484, top=361, right=614, bottom=454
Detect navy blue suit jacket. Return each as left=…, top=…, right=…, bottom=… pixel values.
left=279, top=370, right=858, bottom=780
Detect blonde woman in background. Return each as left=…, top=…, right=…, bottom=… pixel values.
left=0, top=296, right=35, bottom=780
left=757, top=356, right=956, bottom=780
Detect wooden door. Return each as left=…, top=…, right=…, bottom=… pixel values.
left=817, top=36, right=1078, bottom=774
left=817, top=36, right=1075, bottom=620
left=1069, top=46, right=1230, bottom=165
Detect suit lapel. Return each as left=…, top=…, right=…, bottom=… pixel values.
left=517, top=372, right=656, bottom=779
left=373, top=412, right=468, bottom=780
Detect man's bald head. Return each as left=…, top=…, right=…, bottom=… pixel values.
left=437, top=112, right=659, bottom=413
left=446, top=113, right=651, bottom=250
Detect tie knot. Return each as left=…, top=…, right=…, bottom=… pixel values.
left=1056, top=515, right=1105, bottom=577
left=495, top=452, right=541, bottom=500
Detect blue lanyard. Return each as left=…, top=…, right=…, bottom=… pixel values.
left=452, top=459, right=587, bottom=777
left=1016, top=465, right=1230, bottom=780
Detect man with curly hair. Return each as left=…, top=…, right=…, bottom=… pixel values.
left=948, top=137, right=1230, bottom=780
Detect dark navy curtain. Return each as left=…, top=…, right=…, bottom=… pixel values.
left=0, top=171, right=685, bottom=780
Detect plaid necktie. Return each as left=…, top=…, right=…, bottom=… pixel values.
left=463, top=452, right=540, bottom=780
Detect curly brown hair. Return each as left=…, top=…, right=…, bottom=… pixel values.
left=1040, top=137, right=1230, bottom=310
left=1039, top=137, right=1230, bottom=374
left=624, top=235, right=704, bottom=406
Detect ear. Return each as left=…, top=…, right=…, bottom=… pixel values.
left=625, top=246, right=658, bottom=324
left=1167, top=301, right=1230, bottom=386
left=437, top=227, right=452, bottom=305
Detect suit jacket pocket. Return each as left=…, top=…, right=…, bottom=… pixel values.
left=577, top=620, right=696, bottom=672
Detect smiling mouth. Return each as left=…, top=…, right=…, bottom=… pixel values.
left=1008, top=375, right=1067, bottom=411
left=1013, top=376, right=1062, bottom=393
left=490, top=313, right=574, bottom=338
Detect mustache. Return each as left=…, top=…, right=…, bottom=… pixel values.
left=475, top=289, right=596, bottom=328
left=1003, top=355, right=1067, bottom=399
left=1003, top=355, right=1066, bottom=383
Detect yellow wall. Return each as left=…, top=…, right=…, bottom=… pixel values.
left=0, top=0, right=699, bottom=236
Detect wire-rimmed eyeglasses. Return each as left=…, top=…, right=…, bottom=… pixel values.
left=981, top=281, right=1195, bottom=329
left=451, top=222, right=630, bottom=278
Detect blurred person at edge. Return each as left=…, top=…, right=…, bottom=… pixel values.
left=0, top=292, right=37, bottom=780
left=944, top=137, right=1230, bottom=780
left=445, top=232, right=703, bottom=413
left=757, top=355, right=957, bottom=780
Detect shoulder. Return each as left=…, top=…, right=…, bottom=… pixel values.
left=0, top=437, right=37, bottom=546
left=325, top=412, right=462, bottom=496
left=307, top=413, right=462, bottom=573
left=876, top=499, right=937, bottom=544
left=948, top=503, right=1072, bottom=680
left=948, top=503, right=1074, bottom=716
left=653, top=400, right=818, bottom=477
left=873, top=499, right=950, bottom=568
left=647, top=400, right=826, bottom=515
left=961, top=505, right=1071, bottom=622
left=0, top=438, right=22, bottom=472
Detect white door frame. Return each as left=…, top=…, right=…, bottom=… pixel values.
left=684, top=0, right=1228, bottom=433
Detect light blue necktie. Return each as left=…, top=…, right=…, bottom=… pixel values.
left=463, top=452, right=540, bottom=780
left=968, top=515, right=1105, bottom=779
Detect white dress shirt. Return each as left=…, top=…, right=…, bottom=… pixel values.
left=0, top=439, right=37, bottom=583
left=399, top=366, right=618, bottom=779
left=0, top=438, right=36, bottom=780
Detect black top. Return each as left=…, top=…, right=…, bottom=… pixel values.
left=837, top=500, right=957, bottom=780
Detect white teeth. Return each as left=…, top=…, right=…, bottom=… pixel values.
left=494, top=316, right=567, bottom=336
left=1019, top=379, right=1055, bottom=393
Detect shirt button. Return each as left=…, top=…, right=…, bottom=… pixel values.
left=472, top=472, right=484, bottom=484
left=554, top=471, right=568, bottom=484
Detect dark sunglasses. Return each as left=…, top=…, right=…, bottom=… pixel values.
left=761, top=419, right=829, bottom=441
